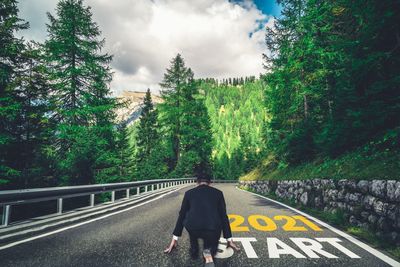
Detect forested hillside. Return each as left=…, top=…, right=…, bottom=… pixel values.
left=202, top=80, right=267, bottom=180
left=243, top=0, right=400, bottom=181
left=1, top=0, right=399, bottom=190
left=131, top=78, right=268, bottom=181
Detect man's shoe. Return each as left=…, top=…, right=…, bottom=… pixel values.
left=203, top=249, right=215, bottom=267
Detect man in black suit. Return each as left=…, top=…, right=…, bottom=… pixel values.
left=164, top=178, right=239, bottom=265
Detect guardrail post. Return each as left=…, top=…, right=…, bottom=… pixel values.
left=126, top=189, right=130, bottom=199
left=111, top=191, right=115, bottom=202
left=151, top=184, right=154, bottom=191
left=90, top=194, right=95, bottom=207
left=57, top=198, right=63, bottom=214
left=2, top=205, right=11, bottom=226
left=145, top=185, right=148, bottom=193
left=137, top=187, right=140, bottom=195
left=157, top=184, right=159, bottom=190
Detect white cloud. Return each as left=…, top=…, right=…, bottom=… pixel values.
left=18, top=0, right=273, bottom=95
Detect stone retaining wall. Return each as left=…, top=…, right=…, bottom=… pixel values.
left=239, top=179, right=400, bottom=245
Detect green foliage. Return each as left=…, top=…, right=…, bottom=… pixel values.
left=264, top=0, right=400, bottom=165
left=44, top=0, right=122, bottom=185
left=0, top=1, right=55, bottom=189
left=134, top=89, right=168, bottom=180
left=159, top=54, right=194, bottom=170
left=201, top=80, right=267, bottom=179
left=2, top=0, right=399, bottom=189
left=136, top=89, right=159, bottom=162
left=158, top=54, right=212, bottom=179
left=241, top=129, right=400, bottom=181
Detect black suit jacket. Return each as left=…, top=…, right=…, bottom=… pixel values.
left=172, top=184, right=232, bottom=239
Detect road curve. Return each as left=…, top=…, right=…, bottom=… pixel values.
left=0, top=184, right=398, bottom=267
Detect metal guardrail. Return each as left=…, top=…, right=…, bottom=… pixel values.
left=0, top=178, right=196, bottom=227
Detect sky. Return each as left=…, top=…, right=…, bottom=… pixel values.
left=17, top=0, right=280, bottom=95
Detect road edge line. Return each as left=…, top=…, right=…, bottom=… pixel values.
left=236, top=186, right=400, bottom=267
left=0, top=186, right=188, bottom=251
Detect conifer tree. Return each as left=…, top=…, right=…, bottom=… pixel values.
left=136, top=89, right=159, bottom=162
left=159, top=54, right=212, bottom=178
left=135, top=89, right=168, bottom=180
left=173, top=80, right=212, bottom=178
left=11, top=42, right=54, bottom=188
left=45, top=0, right=117, bottom=185
left=0, top=0, right=29, bottom=188
left=114, top=122, right=134, bottom=181
left=159, top=54, right=193, bottom=169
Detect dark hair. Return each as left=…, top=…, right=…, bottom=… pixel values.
left=194, top=161, right=212, bottom=181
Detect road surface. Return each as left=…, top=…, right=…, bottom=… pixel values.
left=0, top=184, right=398, bottom=267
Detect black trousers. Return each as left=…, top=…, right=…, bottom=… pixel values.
left=187, top=229, right=220, bottom=256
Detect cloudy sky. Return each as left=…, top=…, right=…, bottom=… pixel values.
left=17, top=0, right=280, bottom=95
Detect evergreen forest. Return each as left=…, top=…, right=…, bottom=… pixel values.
left=1, top=0, right=399, bottom=191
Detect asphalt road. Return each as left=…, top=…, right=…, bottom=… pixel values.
left=0, top=184, right=398, bottom=267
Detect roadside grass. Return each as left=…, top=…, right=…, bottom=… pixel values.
left=240, top=146, right=400, bottom=181
left=239, top=186, right=400, bottom=261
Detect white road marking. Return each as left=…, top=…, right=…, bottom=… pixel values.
left=237, top=186, right=400, bottom=267
left=0, top=189, right=176, bottom=240
left=290, top=237, right=338, bottom=258
left=233, top=237, right=259, bottom=258
left=317, top=237, right=360, bottom=258
left=0, top=186, right=187, bottom=251
left=267, top=237, right=306, bottom=258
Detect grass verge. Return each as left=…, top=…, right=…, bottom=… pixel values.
left=240, top=147, right=400, bottom=181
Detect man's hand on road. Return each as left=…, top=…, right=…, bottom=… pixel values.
left=164, top=238, right=177, bottom=254
left=227, top=240, right=240, bottom=251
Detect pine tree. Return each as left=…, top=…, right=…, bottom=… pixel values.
left=11, top=42, right=54, bottom=188
left=135, top=89, right=169, bottom=180
left=159, top=54, right=193, bottom=169
left=136, top=89, right=159, bottom=163
left=45, top=0, right=117, bottom=185
left=0, top=0, right=29, bottom=188
left=114, top=122, right=134, bottom=181
left=173, top=80, right=212, bottom=178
